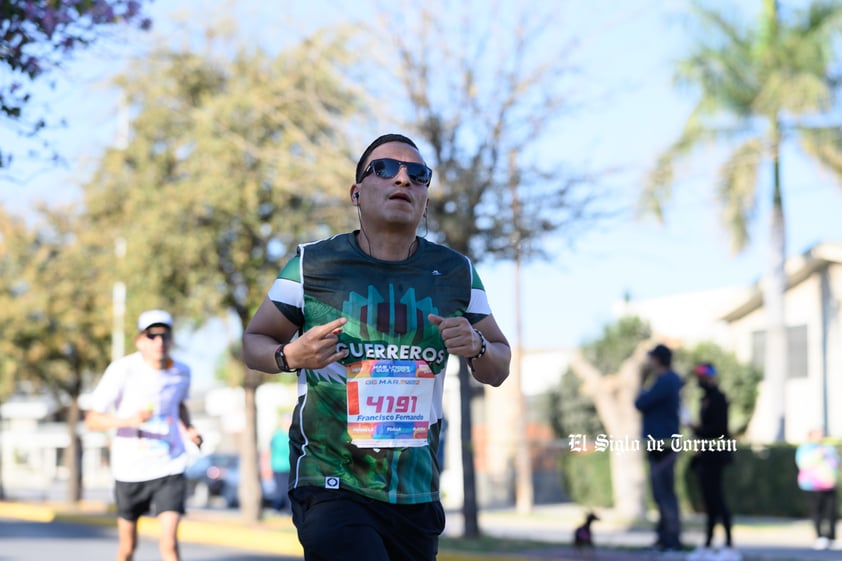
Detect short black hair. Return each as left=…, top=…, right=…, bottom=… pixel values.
left=355, top=133, right=420, bottom=183
left=647, top=344, right=672, bottom=367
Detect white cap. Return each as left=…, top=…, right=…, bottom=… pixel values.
left=137, top=309, right=173, bottom=332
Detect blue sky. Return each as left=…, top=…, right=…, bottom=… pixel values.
left=2, top=0, right=841, bottom=387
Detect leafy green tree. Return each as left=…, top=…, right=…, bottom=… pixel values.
left=674, top=342, right=762, bottom=438
left=370, top=0, right=607, bottom=528
left=568, top=316, right=652, bottom=519
left=83, top=27, right=363, bottom=522
left=0, top=203, right=113, bottom=502
left=0, top=204, right=22, bottom=500
left=641, top=0, right=842, bottom=442
left=563, top=318, right=762, bottom=517
left=0, top=0, right=153, bottom=168
left=0, top=207, right=25, bottom=411
left=547, top=369, right=604, bottom=439
left=581, top=316, right=654, bottom=374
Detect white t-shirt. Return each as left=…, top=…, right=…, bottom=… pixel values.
left=88, top=352, right=191, bottom=482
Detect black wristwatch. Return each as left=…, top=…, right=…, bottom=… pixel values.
left=467, top=328, right=487, bottom=372
left=274, top=344, right=297, bottom=372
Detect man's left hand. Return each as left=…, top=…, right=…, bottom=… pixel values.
left=187, top=426, right=203, bottom=449
left=428, top=314, right=480, bottom=358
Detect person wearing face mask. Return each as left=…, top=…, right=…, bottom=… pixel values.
left=687, top=362, right=738, bottom=561
left=242, top=133, right=511, bottom=561
left=85, top=309, right=202, bottom=561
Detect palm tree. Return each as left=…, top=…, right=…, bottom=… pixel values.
left=641, top=0, right=842, bottom=442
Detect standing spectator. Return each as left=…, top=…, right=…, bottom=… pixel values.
left=688, top=362, right=736, bottom=559
left=242, top=132, right=511, bottom=561
left=270, top=417, right=291, bottom=512
left=85, top=309, right=203, bottom=561
left=796, top=428, right=840, bottom=550
left=635, top=343, right=684, bottom=553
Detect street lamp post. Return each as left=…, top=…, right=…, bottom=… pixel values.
left=112, top=238, right=126, bottom=362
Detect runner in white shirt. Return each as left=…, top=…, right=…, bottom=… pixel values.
left=86, top=309, right=202, bottom=561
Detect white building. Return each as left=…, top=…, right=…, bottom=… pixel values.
left=0, top=395, right=111, bottom=495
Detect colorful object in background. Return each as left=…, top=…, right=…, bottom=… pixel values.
left=693, top=363, right=717, bottom=377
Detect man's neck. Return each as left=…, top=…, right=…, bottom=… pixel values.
left=357, top=229, right=418, bottom=261
left=142, top=356, right=169, bottom=370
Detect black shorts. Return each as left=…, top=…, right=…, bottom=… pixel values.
left=290, top=487, right=445, bottom=561
left=114, top=474, right=187, bottom=521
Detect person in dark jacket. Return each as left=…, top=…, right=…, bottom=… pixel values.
left=635, top=343, right=684, bottom=552
left=689, top=362, right=734, bottom=553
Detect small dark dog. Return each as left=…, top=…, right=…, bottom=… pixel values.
left=574, top=512, right=600, bottom=548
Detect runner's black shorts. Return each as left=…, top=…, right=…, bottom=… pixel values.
left=290, top=486, right=446, bottom=561
left=114, top=473, right=187, bottom=521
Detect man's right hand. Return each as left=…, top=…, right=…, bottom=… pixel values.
left=285, top=317, right=349, bottom=369
left=128, top=409, right=153, bottom=427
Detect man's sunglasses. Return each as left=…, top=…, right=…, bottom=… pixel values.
left=360, top=158, right=433, bottom=186
left=145, top=331, right=172, bottom=341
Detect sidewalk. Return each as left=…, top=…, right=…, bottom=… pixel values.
left=1, top=497, right=841, bottom=561
left=446, top=503, right=842, bottom=561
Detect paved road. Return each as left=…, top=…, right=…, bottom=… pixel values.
left=0, top=517, right=299, bottom=561
left=5, top=483, right=842, bottom=561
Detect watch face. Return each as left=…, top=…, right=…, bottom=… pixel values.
left=275, top=345, right=295, bottom=372
left=275, top=346, right=286, bottom=370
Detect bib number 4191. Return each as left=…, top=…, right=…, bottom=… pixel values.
left=366, top=394, right=418, bottom=414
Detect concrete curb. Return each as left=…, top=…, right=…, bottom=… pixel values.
left=0, top=500, right=304, bottom=557
left=0, top=501, right=57, bottom=523
left=0, top=501, right=567, bottom=561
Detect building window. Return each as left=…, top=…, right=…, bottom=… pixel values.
left=750, top=325, right=808, bottom=379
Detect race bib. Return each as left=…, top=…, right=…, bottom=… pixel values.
left=139, top=415, right=170, bottom=437
left=346, top=360, right=435, bottom=448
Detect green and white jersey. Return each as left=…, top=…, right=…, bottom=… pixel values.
left=268, top=232, right=490, bottom=504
